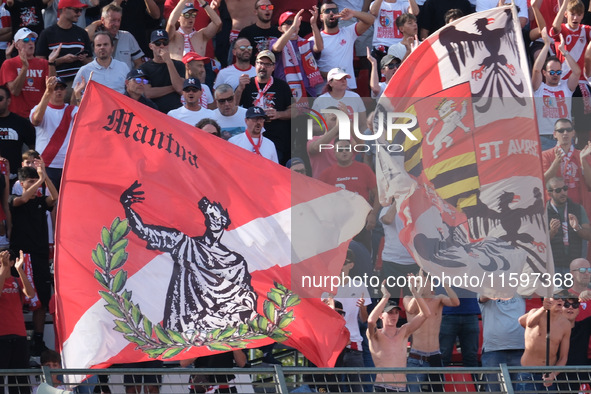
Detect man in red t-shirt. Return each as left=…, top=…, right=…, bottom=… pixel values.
left=318, top=139, right=380, bottom=251
left=0, top=27, right=59, bottom=119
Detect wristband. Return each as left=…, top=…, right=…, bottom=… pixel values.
left=201, top=2, right=208, bottom=7
left=48, top=62, right=56, bottom=66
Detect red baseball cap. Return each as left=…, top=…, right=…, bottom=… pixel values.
left=182, top=51, right=210, bottom=64
left=278, top=11, right=296, bottom=26
left=58, top=0, right=89, bottom=9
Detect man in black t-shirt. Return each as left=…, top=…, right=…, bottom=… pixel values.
left=0, top=86, right=35, bottom=182
left=237, top=50, right=292, bottom=165
left=238, top=0, right=281, bottom=64
left=35, top=0, right=92, bottom=82
left=139, top=29, right=185, bottom=114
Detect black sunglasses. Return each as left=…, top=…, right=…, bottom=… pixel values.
left=216, top=96, right=234, bottom=104
left=555, top=127, right=574, bottom=133
left=564, top=301, right=580, bottom=309
left=547, top=186, right=569, bottom=193
left=322, top=7, right=338, bottom=14
left=153, top=40, right=169, bottom=46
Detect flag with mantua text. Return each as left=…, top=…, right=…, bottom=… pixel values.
left=375, top=5, right=553, bottom=298
left=55, top=81, right=370, bottom=377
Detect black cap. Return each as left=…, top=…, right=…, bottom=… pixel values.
left=150, top=29, right=168, bottom=43
left=183, top=78, right=201, bottom=90
left=126, top=69, right=148, bottom=80
left=245, top=106, right=267, bottom=119
left=383, top=300, right=401, bottom=313
left=55, top=77, right=67, bottom=87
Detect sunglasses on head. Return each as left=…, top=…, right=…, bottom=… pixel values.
left=564, top=301, right=580, bottom=309
left=153, top=40, right=169, bottom=46
left=322, top=7, right=338, bottom=14
left=548, top=70, right=563, bottom=76
left=182, top=11, right=197, bottom=18
left=555, top=127, right=574, bottom=133
left=547, top=185, right=569, bottom=193
left=573, top=267, right=591, bottom=273
left=258, top=4, right=274, bottom=10
left=132, top=77, right=149, bottom=84
left=216, top=96, right=234, bottom=104
left=22, top=37, right=36, bottom=43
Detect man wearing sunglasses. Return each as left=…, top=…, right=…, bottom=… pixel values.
left=547, top=176, right=591, bottom=275
left=542, top=118, right=591, bottom=213
left=167, top=78, right=215, bottom=126
left=182, top=51, right=215, bottom=110
left=0, top=28, right=59, bottom=119
left=166, top=0, right=221, bottom=62
left=533, top=30, right=580, bottom=152
left=211, top=83, right=247, bottom=140
left=139, top=29, right=185, bottom=113
left=124, top=69, right=158, bottom=110
left=317, top=1, right=374, bottom=91
left=238, top=0, right=281, bottom=64
left=214, top=37, right=256, bottom=91
left=36, top=0, right=92, bottom=82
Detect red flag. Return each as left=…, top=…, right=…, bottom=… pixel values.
left=55, top=81, right=370, bottom=374
left=376, top=6, right=553, bottom=298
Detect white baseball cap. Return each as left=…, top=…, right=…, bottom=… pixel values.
left=14, top=28, right=38, bottom=42
left=327, top=68, right=351, bottom=81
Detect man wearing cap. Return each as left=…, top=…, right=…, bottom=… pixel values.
left=287, top=157, right=306, bottom=174
left=167, top=78, right=215, bottom=126
left=368, top=280, right=430, bottom=392
left=30, top=76, right=79, bottom=190
left=237, top=50, right=292, bottom=164
left=35, top=0, right=92, bottom=82
left=229, top=106, right=278, bottom=163
left=124, top=69, right=158, bottom=110
left=270, top=8, right=323, bottom=99
left=166, top=0, right=221, bottom=62
left=211, top=83, right=247, bottom=140
left=214, top=37, right=257, bottom=91
left=139, top=29, right=185, bottom=114
left=367, top=51, right=400, bottom=98
left=0, top=27, right=59, bottom=118
left=73, top=32, right=129, bottom=94
left=85, top=2, right=144, bottom=70
left=238, top=0, right=281, bottom=64
left=317, top=1, right=374, bottom=91
left=182, top=51, right=214, bottom=110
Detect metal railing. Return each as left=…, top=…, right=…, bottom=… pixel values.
left=2, top=365, right=591, bottom=393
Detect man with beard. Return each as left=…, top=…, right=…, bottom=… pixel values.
left=73, top=32, right=129, bottom=94
left=316, top=1, right=374, bottom=91
left=229, top=106, right=278, bottom=162
left=167, top=78, right=215, bottom=125
left=166, top=0, right=221, bottom=61
left=237, top=50, right=292, bottom=164
left=238, top=0, right=281, bottom=64
left=214, top=37, right=257, bottom=91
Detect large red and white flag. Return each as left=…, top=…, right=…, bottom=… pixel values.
left=55, top=82, right=370, bottom=375
left=376, top=6, right=553, bottom=298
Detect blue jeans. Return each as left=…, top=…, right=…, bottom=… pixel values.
left=439, top=314, right=479, bottom=367
left=515, top=372, right=557, bottom=392
left=340, top=349, right=365, bottom=392
left=480, top=349, right=523, bottom=392
left=406, top=352, right=444, bottom=392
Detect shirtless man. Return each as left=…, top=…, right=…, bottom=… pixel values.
left=403, top=272, right=459, bottom=392
left=517, top=297, right=571, bottom=391
left=226, top=0, right=257, bottom=36
left=368, top=280, right=431, bottom=392
left=166, top=0, right=222, bottom=61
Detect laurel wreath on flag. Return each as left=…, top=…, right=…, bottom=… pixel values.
left=92, top=217, right=300, bottom=359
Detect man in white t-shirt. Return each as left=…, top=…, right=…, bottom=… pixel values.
left=214, top=37, right=257, bottom=91
left=167, top=78, right=215, bottom=126
left=316, top=1, right=375, bottom=90
left=182, top=52, right=215, bottom=110
left=229, top=106, right=278, bottom=162
left=211, top=83, right=248, bottom=140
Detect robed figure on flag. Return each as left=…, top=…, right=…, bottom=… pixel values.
left=54, top=81, right=370, bottom=375
left=375, top=5, right=553, bottom=298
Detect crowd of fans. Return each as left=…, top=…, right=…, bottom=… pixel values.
left=4, top=0, right=591, bottom=392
